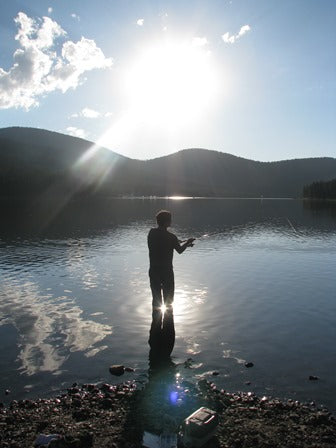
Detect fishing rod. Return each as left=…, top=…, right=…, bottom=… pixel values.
left=284, top=217, right=303, bottom=237
left=179, top=232, right=221, bottom=244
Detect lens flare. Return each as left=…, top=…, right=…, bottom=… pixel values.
left=160, top=303, right=167, bottom=314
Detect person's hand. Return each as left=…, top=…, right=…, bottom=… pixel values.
left=187, top=238, right=195, bottom=247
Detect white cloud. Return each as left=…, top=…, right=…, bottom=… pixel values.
left=82, top=107, right=100, bottom=118
left=136, top=18, right=144, bottom=26
left=238, top=25, right=251, bottom=37
left=192, top=36, right=208, bottom=47
left=71, top=13, right=80, bottom=21
left=48, top=7, right=53, bottom=14
left=66, top=126, right=88, bottom=138
left=80, top=107, right=101, bottom=118
left=0, top=12, right=112, bottom=109
left=71, top=108, right=112, bottom=119
left=222, top=24, right=251, bottom=44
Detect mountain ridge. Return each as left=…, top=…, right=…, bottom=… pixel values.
left=1, top=127, right=335, bottom=199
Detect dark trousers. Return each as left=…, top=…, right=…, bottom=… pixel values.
left=149, top=267, right=175, bottom=309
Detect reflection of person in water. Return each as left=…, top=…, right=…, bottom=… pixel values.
left=148, top=210, right=195, bottom=311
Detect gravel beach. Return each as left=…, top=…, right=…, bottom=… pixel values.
left=1, top=377, right=335, bottom=448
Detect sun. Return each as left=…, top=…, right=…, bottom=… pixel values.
left=122, top=38, right=219, bottom=125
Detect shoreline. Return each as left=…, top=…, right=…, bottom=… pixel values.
left=1, top=379, right=335, bottom=448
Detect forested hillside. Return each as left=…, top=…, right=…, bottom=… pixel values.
left=1, top=127, right=336, bottom=200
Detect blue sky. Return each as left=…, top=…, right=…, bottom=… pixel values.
left=0, top=0, right=335, bottom=161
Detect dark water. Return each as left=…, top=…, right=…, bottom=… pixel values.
left=0, top=198, right=335, bottom=412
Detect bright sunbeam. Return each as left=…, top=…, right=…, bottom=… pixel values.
left=72, top=143, right=121, bottom=190
left=123, top=38, right=220, bottom=125
left=160, top=303, right=167, bottom=315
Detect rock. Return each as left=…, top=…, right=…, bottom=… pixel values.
left=72, top=408, right=91, bottom=421
left=212, top=371, right=219, bottom=376
left=125, top=367, right=135, bottom=373
left=245, top=381, right=251, bottom=386
left=198, top=379, right=208, bottom=391
left=101, top=383, right=113, bottom=393
left=245, top=362, right=254, bottom=368
left=109, top=365, right=125, bottom=376
left=72, top=398, right=82, bottom=408
left=5, top=390, right=10, bottom=395
left=101, top=398, right=114, bottom=409
left=309, top=375, right=319, bottom=381
left=67, top=387, right=80, bottom=395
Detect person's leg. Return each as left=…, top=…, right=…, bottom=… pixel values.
left=149, top=269, right=163, bottom=310
left=162, top=269, right=175, bottom=308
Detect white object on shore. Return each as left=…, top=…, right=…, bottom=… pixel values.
left=34, top=434, right=61, bottom=447
left=142, top=431, right=177, bottom=448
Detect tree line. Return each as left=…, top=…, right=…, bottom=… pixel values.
left=303, top=178, right=336, bottom=199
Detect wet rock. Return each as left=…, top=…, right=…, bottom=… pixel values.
left=245, top=381, right=251, bottom=386
left=5, top=390, right=10, bottom=395
left=212, top=371, right=219, bottom=376
left=109, top=365, right=125, bottom=376
left=198, top=379, right=208, bottom=391
left=125, top=367, right=135, bottom=373
left=245, top=362, right=254, bottom=368
left=67, top=387, right=80, bottom=395
left=100, top=383, right=113, bottom=393
left=309, top=375, right=319, bottom=381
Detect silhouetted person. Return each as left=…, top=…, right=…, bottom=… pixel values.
left=148, top=210, right=195, bottom=312
left=149, top=306, right=175, bottom=358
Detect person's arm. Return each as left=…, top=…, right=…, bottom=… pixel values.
left=174, top=237, right=195, bottom=254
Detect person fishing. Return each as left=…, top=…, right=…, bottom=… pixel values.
left=148, top=210, right=195, bottom=312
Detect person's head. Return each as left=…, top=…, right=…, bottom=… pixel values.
left=156, top=210, right=172, bottom=228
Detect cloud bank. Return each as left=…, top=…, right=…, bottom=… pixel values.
left=66, top=126, right=88, bottom=138
left=222, top=24, right=251, bottom=44
left=0, top=12, right=112, bottom=110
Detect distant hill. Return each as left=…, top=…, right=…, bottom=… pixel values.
left=1, top=126, right=336, bottom=199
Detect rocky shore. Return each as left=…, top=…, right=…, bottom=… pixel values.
left=1, top=377, right=335, bottom=448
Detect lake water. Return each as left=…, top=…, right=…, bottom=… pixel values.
left=0, top=198, right=335, bottom=412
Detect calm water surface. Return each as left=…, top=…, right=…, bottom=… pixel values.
left=0, top=199, right=335, bottom=411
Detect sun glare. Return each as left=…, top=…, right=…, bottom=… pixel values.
left=123, top=38, right=219, bottom=125
left=160, top=303, right=167, bottom=314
